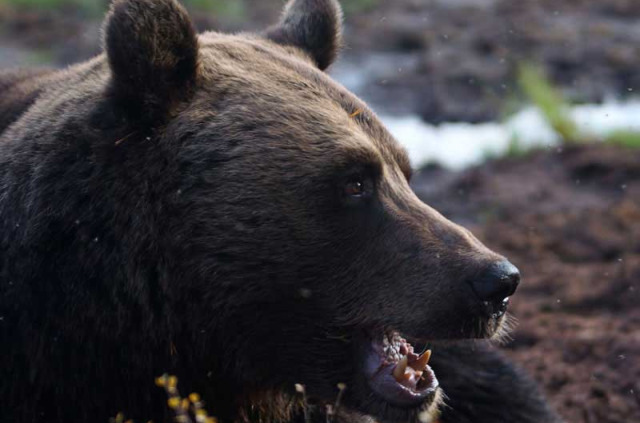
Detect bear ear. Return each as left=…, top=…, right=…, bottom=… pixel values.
left=103, top=0, right=199, bottom=121
left=265, top=0, right=343, bottom=70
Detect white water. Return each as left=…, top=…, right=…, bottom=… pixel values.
left=378, top=101, right=640, bottom=169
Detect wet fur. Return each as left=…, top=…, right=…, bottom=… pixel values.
left=0, top=1, right=561, bottom=423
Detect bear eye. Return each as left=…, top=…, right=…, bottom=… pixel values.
left=345, top=180, right=365, bottom=197
left=343, top=176, right=373, bottom=199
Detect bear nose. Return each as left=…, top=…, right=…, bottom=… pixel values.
left=470, top=260, right=521, bottom=308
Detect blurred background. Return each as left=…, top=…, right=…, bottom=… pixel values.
left=1, top=1, right=638, bottom=422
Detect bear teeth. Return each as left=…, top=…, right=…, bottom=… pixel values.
left=412, top=349, right=432, bottom=372
left=381, top=331, right=436, bottom=388
left=392, top=356, right=408, bottom=379
left=392, top=349, right=433, bottom=385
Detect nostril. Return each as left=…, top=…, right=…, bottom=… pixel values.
left=469, top=260, right=521, bottom=306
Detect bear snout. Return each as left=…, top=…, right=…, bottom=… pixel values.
left=469, top=260, right=521, bottom=317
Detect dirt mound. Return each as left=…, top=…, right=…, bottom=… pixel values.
left=346, top=0, right=640, bottom=122
left=413, top=144, right=640, bottom=423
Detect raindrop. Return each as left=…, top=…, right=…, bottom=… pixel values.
left=75, top=220, right=81, bottom=225
left=300, top=288, right=312, bottom=299
left=618, top=355, right=626, bottom=360
left=556, top=299, right=561, bottom=303
left=94, top=237, right=99, bottom=243
left=621, top=184, right=627, bottom=190
left=628, top=88, right=634, bottom=92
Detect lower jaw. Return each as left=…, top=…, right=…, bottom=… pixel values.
left=344, top=386, right=444, bottom=423
left=360, top=331, right=440, bottom=408
left=365, top=359, right=439, bottom=407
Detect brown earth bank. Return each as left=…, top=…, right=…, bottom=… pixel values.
left=412, top=143, right=640, bottom=423
left=2, top=0, right=640, bottom=122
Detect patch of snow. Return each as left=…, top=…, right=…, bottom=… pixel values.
left=380, top=101, right=640, bottom=169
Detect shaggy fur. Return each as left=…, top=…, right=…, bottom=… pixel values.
left=266, top=0, right=343, bottom=70
left=0, top=1, right=562, bottom=423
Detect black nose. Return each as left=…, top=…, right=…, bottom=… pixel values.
left=470, top=261, right=521, bottom=307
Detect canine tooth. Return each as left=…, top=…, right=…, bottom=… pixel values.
left=393, top=356, right=408, bottom=381
left=412, top=350, right=432, bottom=372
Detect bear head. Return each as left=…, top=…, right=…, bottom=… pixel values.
left=3, top=1, right=521, bottom=422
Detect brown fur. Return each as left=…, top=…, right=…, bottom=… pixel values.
left=0, top=68, right=55, bottom=132
left=266, top=0, right=343, bottom=70
left=0, top=2, right=560, bottom=423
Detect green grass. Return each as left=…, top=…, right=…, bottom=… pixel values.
left=0, top=0, right=246, bottom=19
left=504, top=134, right=529, bottom=158
left=342, top=0, right=380, bottom=15
left=184, top=0, right=246, bottom=20
left=1, top=0, right=105, bottom=16
left=605, top=130, right=640, bottom=148
left=1, top=0, right=380, bottom=20
left=517, top=63, right=640, bottom=149
left=517, top=63, right=580, bottom=143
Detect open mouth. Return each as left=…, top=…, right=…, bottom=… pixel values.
left=362, top=331, right=439, bottom=407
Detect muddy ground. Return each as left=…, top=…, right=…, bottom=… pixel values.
left=344, top=0, right=640, bottom=122
left=413, top=144, right=640, bottom=423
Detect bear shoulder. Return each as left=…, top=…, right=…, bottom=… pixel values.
left=0, top=68, right=56, bottom=133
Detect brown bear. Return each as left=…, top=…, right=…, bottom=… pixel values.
left=0, top=1, right=562, bottom=422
